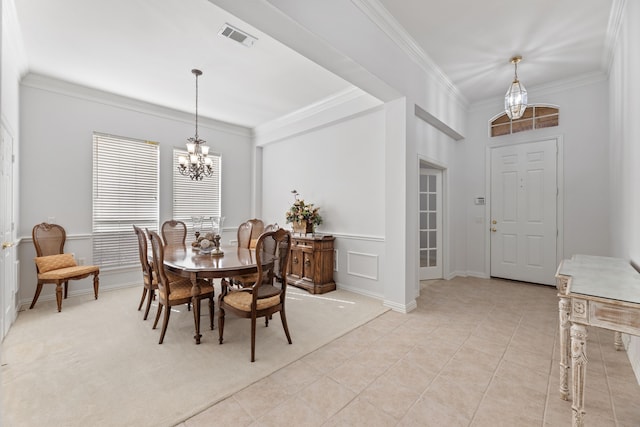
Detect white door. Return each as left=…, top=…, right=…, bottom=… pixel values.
left=419, top=168, right=443, bottom=280
left=1, top=124, right=17, bottom=339
left=490, top=139, right=557, bottom=285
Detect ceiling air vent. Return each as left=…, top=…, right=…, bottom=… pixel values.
left=218, top=23, right=257, bottom=47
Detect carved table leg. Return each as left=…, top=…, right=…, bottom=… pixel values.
left=570, top=323, right=588, bottom=427
left=559, top=297, right=571, bottom=400
left=190, top=272, right=202, bottom=344
left=614, top=331, right=624, bottom=351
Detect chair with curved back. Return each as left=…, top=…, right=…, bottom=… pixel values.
left=218, top=228, right=292, bottom=362
left=147, top=230, right=214, bottom=344
left=133, top=225, right=157, bottom=320
left=227, top=220, right=278, bottom=288
left=247, top=218, right=265, bottom=249
left=31, top=223, right=100, bottom=312
left=161, top=220, right=187, bottom=246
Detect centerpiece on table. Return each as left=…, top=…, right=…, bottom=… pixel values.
left=285, top=190, right=323, bottom=234
left=191, top=216, right=225, bottom=256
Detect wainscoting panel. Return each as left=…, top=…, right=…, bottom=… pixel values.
left=347, top=251, right=379, bottom=280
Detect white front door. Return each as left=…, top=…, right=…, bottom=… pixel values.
left=1, top=124, right=16, bottom=339
left=419, top=168, right=443, bottom=280
left=490, top=139, right=557, bottom=285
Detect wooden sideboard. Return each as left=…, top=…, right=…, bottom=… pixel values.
left=287, top=234, right=335, bottom=294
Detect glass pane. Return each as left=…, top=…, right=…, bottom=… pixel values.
left=428, top=175, right=436, bottom=192
left=420, top=212, right=428, bottom=229
left=428, top=212, right=436, bottom=230
left=420, top=250, right=429, bottom=267
left=429, top=249, right=437, bottom=267
left=428, top=231, right=436, bottom=248
left=428, top=194, right=436, bottom=211
left=420, top=175, right=429, bottom=191
left=420, top=231, right=428, bottom=248
left=420, top=194, right=428, bottom=210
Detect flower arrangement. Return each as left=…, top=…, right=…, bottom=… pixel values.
left=285, top=190, right=323, bottom=227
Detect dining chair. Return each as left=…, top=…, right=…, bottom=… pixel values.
left=147, top=230, right=214, bottom=344
left=248, top=218, right=265, bottom=248
left=30, top=223, right=100, bottom=312
left=133, top=225, right=157, bottom=320
left=161, top=219, right=187, bottom=246
left=228, top=220, right=276, bottom=288
left=218, top=228, right=292, bottom=362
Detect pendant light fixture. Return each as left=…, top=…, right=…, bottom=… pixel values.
left=178, top=69, right=213, bottom=181
left=504, top=56, right=528, bottom=120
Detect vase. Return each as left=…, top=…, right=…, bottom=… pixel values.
left=293, top=220, right=314, bottom=234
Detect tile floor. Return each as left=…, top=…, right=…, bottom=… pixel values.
left=179, top=277, right=640, bottom=426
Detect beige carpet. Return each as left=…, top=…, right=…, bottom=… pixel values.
left=1, top=284, right=388, bottom=427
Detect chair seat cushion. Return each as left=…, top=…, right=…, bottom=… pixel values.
left=38, top=265, right=99, bottom=280
left=159, top=278, right=214, bottom=301
left=35, top=253, right=77, bottom=273
left=223, top=291, right=280, bottom=311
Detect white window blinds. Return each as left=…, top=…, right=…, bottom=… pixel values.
left=172, top=148, right=221, bottom=233
left=92, top=133, right=159, bottom=268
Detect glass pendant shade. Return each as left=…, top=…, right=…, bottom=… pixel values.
left=504, top=56, right=528, bottom=120
left=504, top=79, right=528, bottom=119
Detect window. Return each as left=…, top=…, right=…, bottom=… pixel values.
left=92, top=133, right=159, bottom=268
left=172, top=148, right=221, bottom=235
left=490, top=105, right=559, bottom=137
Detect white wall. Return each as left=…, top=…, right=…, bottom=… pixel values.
left=609, top=0, right=640, bottom=383
left=462, top=79, right=611, bottom=277
left=261, top=106, right=386, bottom=298
left=17, top=74, right=253, bottom=307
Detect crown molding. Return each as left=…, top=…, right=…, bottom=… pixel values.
left=603, top=0, right=626, bottom=74
left=253, top=86, right=383, bottom=145
left=350, top=0, right=468, bottom=109
left=469, top=71, right=608, bottom=112
left=20, top=72, right=251, bottom=137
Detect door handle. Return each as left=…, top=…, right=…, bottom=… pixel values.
left=491, top=228, right=497, bottom=232
left=2, top=242, right=14, bottom=249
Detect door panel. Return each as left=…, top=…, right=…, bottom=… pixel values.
left=490, top=139, right=557, bottom=285
left=419, top=168, right=442, bottom=280
left=1, top=124, right=16, bottom=339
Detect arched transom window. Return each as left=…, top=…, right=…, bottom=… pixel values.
left=490, top=105, right=559, bottom=137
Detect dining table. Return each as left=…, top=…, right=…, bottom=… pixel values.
left=162, top=244, right=272, bottom=344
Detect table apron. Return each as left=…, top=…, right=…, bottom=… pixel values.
left=570, top=297, right=640, bottom=336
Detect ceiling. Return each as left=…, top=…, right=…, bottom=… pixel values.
left=14, top=0, right=615, bottom=128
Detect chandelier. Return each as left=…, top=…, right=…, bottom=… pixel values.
left=178, top=69, right=213, bottom=181
left=504, top=56, right=528, bottom=120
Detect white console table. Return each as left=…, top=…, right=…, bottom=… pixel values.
left=555, top=254, right=640, bottom=427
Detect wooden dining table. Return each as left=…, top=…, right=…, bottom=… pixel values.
left=162, top=245, right=272, bottom=344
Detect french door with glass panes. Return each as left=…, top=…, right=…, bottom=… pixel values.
left=419, top=168, right=442, bottom=280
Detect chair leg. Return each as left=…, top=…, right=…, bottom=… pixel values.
left=153, top=303, right=163, bottom=329
left=29, top=283, right=44, bottom=309
left=55, top=283, right=63, bottom=312
left=143, top=289, right=155, bottom=321
left=280, top=308, right=292, bottom=344
left=138, top=287, right=148, bottom=311
left=209, top=297, right=214, bottom=330
left=218, top=306, right=225, bottom=344
left=63, top=281, right=69, bottom=299
left=158, top=303, right=171, bottom=344
left=251, top=316, right=257, bottom=362
left=93, top=273, right=99, bottom=300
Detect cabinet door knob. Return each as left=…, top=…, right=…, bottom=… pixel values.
left=293, top=256, right=299, bottom=264
left=304, top=258, right=311, bottom=266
